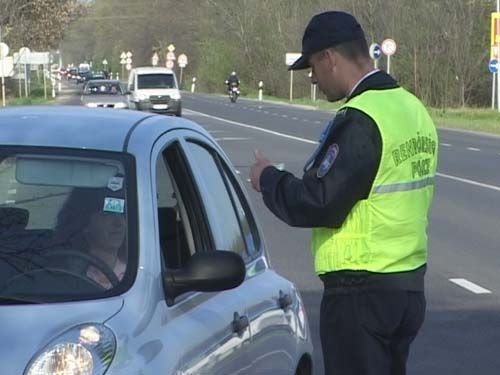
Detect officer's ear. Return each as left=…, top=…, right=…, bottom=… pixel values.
left=324, top=48, right=338, bottom=71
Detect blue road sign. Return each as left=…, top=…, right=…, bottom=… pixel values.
left=369, top=43, right=382, bottom=60
left=489, top=59, right=498, bottom=73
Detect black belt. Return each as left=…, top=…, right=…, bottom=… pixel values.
left=320, top=265, right=426, bottom=292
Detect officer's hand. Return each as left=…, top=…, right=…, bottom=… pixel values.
left=250, top=149, right=272, bottom=192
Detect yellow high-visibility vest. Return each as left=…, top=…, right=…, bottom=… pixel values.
left=312, top=88, right=438, bottom=274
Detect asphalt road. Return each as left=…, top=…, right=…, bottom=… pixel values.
left=63, top=83, right=500, bottom=375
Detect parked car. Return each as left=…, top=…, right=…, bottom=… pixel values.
left=80, top=79, right=128, bottom=109
left=126, top=66, right=182, bottom=117
left=0, top=106, right=313, bottom=375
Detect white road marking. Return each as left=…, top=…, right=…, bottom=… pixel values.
left=281, top=114, right=288, bottom=118
left=7, top=189, right=16, bottom=195
left=215, top=137, right=251, bottom=141
left=185, top=109, right=318, bottom=144
left=467, top=147, right=481, bottom=152
left=437, top=172, right=500, bottom=192
left=440, top=143, right=451, bottom=147
left=185, top=108, right=500, bottom=192
left=4, top=200, right=15, bottom=204
left=292, top=117, right=298, bottom=120
left=449, top=278, right=491, bottom=294
left=314, top=121, right=321, bottom=124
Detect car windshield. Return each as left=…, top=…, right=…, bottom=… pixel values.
left=137, top=73, right=175, bottom=89
left=0, top=150, right=135, bottom=303
left=84, top=82, right=122, bottom=95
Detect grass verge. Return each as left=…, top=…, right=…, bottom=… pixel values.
left=244, top=91, right=500, bottom=135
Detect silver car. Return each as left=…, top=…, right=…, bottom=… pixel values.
left=0, top=106, right=313, bottom=375
left=81, top=80, right=128, bottom=109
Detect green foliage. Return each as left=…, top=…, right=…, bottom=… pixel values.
left=59, top=0, right=497, bottom=108
left=195, top=39, right=241, bottom=93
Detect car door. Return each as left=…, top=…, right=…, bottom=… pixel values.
left=182, top=135, right=302, bottom=374
left=152, top=133, right=252, bottom=375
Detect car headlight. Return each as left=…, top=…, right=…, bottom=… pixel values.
left=170, top=92, right=181, bottom=100
left=25, top=324, right=116, bottom=375
left=114, top=102, right=127, bottom=109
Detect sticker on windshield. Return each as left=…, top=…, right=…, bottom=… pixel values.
left=103, top=197, right=125, bottom=213
left=107, top=176, right=124, bottom=191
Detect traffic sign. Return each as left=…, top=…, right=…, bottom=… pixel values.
left=178, top=54, right=188, bottom=68
left=285, top=52, right=301, bottom=66
left=18, top=47, right=31, bottom=64
left=126, top=51, right=132, bottom=58
left=166, top=51, right=176, bottom=61
left=489, top=59, right=499, bottom=73
left=167, top=44, right=175, bottom=52
left=381, top=38, right=397, bottom=56
left=126, top=57, right=132, bottom=64
left=166, top=60, right=174, bottom=69
left=120, top=52, right=126, bottom=59
left=369, top=43, right=382, bottom=60
left=126, top=63, right=132, bottom=71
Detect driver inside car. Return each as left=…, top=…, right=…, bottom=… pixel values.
left=55, top=186, right=128, bottom=290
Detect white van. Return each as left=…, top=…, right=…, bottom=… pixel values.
left=126, top=67, right=182, bottom=116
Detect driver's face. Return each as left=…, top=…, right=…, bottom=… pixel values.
left=86, top=211, right=126, bottom=251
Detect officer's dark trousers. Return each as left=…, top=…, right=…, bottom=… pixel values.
left=320, top=288, right=426, bottom=375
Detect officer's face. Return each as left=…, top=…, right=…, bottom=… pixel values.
left=309, top=49, right=345, bottom=102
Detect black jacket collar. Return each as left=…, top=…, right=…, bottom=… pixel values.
left=346, top=71, right=399, bottom=102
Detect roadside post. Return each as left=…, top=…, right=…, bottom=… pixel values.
left=381, top=38, right=397, bottom=75
left=191, top=77, right=196, bottom=93
left=19, top=47, right=30, bottom=97
left=125, top=51, right=133, bottom=79
left=489, top=59, right=498, bottom=109
left=0, top=37, right=8, bottom=107
left=178, top=54, right=188, bottom=88
left=285, top=52, right=301, bottom=102
left=120, top=51, right=126, bottom=80
left=307, top=71, right=317, bottom=101
left=152, top=52, right=159, bottom=67
left=491, top=9, right=500, bottom=111
left=258, top=81, right=263, bottom=101
left=369, top=43, right=382, bottom=69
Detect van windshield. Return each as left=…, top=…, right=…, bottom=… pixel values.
left=138, top=73, right=175, bottom=89
left=0, top=149, right=136, bottom=304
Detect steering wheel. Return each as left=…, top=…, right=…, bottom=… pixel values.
left=43, top=249, right=121, bottom=287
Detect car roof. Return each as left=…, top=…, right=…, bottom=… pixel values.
left=0, top=106, right=156, bottom=151
left=133, top=67, right=175, bottom=75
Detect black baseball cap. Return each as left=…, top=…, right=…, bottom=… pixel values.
left=289, top=11, right=365, bottom=71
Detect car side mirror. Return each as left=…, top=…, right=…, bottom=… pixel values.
left=164, top=251, right=246, bottom=305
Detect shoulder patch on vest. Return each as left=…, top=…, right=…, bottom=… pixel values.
left=316, top=143, right=340, bottom=179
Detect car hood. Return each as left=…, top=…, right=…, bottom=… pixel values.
left=0, top=297, right=123, bottom=373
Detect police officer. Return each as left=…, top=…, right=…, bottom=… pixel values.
left=249, top=10, right=438, bottom=375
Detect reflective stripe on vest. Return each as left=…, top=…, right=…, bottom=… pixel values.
left=312, top=88, right=438, bottom=275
